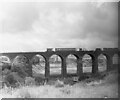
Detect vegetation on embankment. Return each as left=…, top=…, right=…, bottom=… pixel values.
left=0, top=69, right=118, bottom=98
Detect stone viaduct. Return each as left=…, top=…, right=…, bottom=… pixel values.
left=0, top=48, right=119, bottom=79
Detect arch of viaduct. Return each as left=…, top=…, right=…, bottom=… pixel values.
left=0, top=48, right=119, bottom=78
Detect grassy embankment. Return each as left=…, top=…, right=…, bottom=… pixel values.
left=0, top=68, right=118, bottom=98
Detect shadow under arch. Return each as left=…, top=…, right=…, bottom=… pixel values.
left=31, top=54, right=46, bottom=77
left=66, top=54, right=78, bottom=74
left=98, top=54, right=107, bottom=72
left=82, top=54, right=93, bottom=73
left=49, top=54, right=62, bottom=75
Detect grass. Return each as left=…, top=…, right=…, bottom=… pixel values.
left=0, top=68, right=118, bottom=99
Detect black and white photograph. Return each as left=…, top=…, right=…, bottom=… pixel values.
left=0, top=0, right=119, bottom=99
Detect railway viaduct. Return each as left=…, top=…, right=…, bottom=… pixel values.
left=0, top=48, right=119, bottom=79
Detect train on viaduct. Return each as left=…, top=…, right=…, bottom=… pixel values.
left=0, top=48, right=119, bottom=79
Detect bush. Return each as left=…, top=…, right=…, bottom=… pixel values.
left=3, top=72, right=25, bottom=88
left=11, top=66, right=28, bottom=78
left=54, top=80, right=64, bottom=88
left=78, top=75, right=90, bottom=81
left=34, top=76, right=46, bottom=85
left=1, top=62, right=11, bottom=71
left=11, top=55, right=30, bottom=78
left=2, top=68, right=11, bottom=76
left=31, top=56, right=40, bottom=65
left=25, top=77, right=35, bottom=86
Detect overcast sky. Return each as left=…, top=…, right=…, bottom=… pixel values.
left=0, top=1, right=118, bottom=52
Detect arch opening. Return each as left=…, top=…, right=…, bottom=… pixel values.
left=66, top=54, right=77, bottom=74
left=49, top=54, right=62, bottom=75
left=0, top=56, right=11, bottom=74
left=12, top=55, right=30, bottom=76
left=98, top=54, right=107, bottom=72
left=82, top=54, right=92, bottom=73
left=31, top=54, right=45, bottom=77
left=0, top=56, right=11, bottom=64
left=12, top=55, right=29, bottom=66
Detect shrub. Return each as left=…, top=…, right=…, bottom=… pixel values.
left=31, top=56, right=40, bottom=65
left=11, top=55, right=30, bottom=78
left=3, top=72, right=25, bottom=88
left=78, top=75, right=90, bottom=81
left=2, top=68, right=11, bottom=76
left=11, top=66, right=28, bottom=78
left=34, top=76, right=46, bottom=85
left=1, top=62, right=11, bottom=71
left=25, top=77, right=35, bottom=86
left=54, top=79, right=64, bottom=88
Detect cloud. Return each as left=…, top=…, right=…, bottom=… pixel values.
left=0, top=2, right=118, bottom=52
left=0, top=2, right=39, bottom=33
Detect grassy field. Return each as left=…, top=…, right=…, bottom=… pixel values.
left=0, top=68, right=118, bottom=98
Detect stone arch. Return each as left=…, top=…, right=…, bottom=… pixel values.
left=98, top=54, right=107, bottom=72
left=102, top=53, right=112, bottom=71
left=12, top=55, right=30, bottom=65
left=66, top=54, right=78, bottom=74
left=49, top=54, right=62, bottom=75
left=31, top=54, right=46, bottom=77
left=0, top=56, right=11, bottom=72
left=82, top=54, right=93, bottom=73
left=11, top=55, right=31, bottom=77
left=0, top=56, right=11, bottom=64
